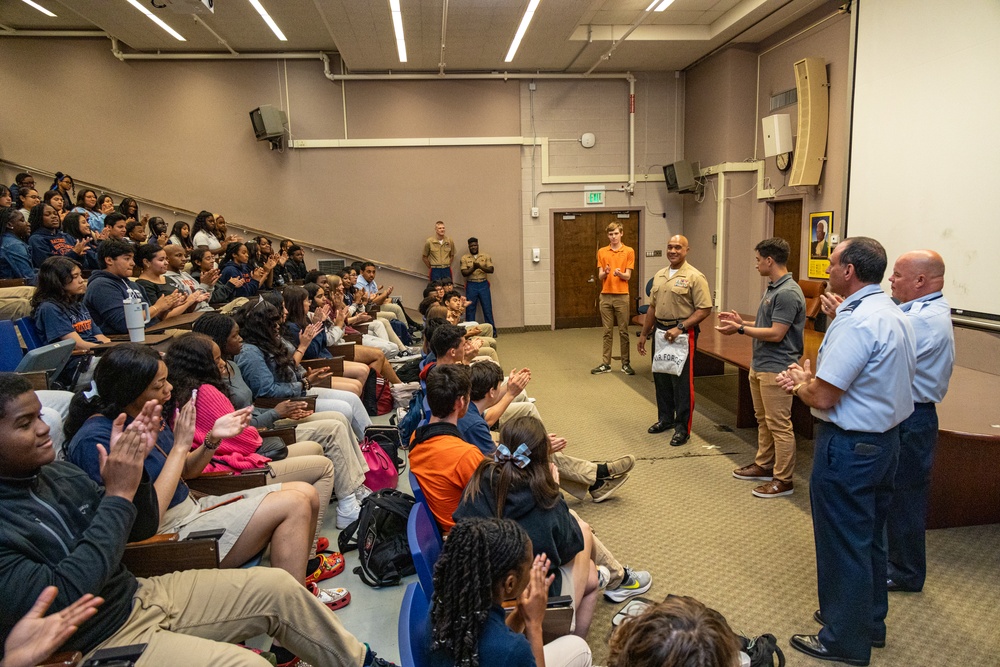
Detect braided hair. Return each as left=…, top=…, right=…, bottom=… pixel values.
left=431, top=518, right=530, bottom=667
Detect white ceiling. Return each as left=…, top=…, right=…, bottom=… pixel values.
left=0, top=0, right=835, bottom=72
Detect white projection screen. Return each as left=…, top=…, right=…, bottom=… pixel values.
left=847, top=0, right=1000, bottom=320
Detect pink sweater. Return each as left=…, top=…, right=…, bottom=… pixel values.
left=193, top=384, right=270, bottom=473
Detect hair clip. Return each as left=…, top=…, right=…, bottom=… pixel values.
left=82, top=380, right=100, bottom=400
left=494, top=443, right=531, bottom=469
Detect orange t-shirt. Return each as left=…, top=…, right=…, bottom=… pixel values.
left=597, top=245, right=635, bottom=295
left=408, top=429, right=484, bottom=532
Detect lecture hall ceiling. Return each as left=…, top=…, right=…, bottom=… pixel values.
left=0, top=0, right=833, bottom=72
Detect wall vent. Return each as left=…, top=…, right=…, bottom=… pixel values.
left=770, top=88, right=797, bottom=111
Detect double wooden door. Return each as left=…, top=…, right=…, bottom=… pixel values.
left=553, top=210, right=640, bottom=329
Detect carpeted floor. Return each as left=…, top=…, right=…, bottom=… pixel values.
left=497, top=327, right=1000, bottom=666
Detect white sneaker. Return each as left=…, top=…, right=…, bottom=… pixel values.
left=336, top=496, right=362, bottom=529
left=604, top=567, right=653, bottom=602
left=355, top=485, right=373, bottom=502
left=597, top=565, right=611, bottom=590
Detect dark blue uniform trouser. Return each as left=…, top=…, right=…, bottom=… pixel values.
left=651, top=324, right=697, bottom=434
left=886, top=402, right=938, bottom=590
left=464, top=280, right=495, bottom=331
left=429, top=267, right=452, bottom=281
left=811, top=421, right=899, bottom=662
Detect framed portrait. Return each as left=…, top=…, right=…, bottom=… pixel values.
left=808, top=211, right=834, bottom=278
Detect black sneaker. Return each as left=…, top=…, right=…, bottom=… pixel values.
left=591, top=364, right=612, bottom=374
left=364, top=646, right=398, bottom=667
left=622, top=364, right=635, bottom=375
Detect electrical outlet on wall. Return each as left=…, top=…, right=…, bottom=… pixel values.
left=530, top=207, right=539, bottom=218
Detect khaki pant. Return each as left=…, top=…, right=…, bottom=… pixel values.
left=379, top=302, right=406, bottom=322
left=0, top=285, right=34, bottom=320
left=268, top=442, right=335, bottom=555
left=90, top=567, right=367, bottom=666
left=567, top=509, right=626, bottom=591
left=748, top=369, right=796, bottom=482
left=274, top=413, right=369, bottom=497
left=599, top=293, right=630, bottom=365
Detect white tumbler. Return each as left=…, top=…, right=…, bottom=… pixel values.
left=123, top=298, right=151, bottom=342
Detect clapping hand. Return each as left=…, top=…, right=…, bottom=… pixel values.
left=209, top=406, right=253, bottom=441
left=171, top=393, right=198, bottom=454
left=274, top=400, right=311, bottom=420
left=251, top=267, right=267, bottom=282
left=98, top=412, right=153, bottom=501
left=775, top=360, right=813, bottom=394
left=547, top=433, right=567, bottom=454
left=201, top=267, right=220, bottom=286
left=507, top=368, right=531, bottom=395
left=1, top=587, right=104, bottom=667
left=820, top=292, right=843, bottom=319
left=228, top=276, right=246, bottom=288
left=715, top=310, right=744, bottom=335
left=300, top=321, right=323, bottom=347
left=517, top=554, right=554, bottom=629
left=305, top=366, right=333, bottom=384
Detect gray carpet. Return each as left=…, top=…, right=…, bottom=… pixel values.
left=498, top=327, right=1000, bottom=666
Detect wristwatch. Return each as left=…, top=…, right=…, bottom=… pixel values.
left=677, top=322, right=687, bottom=333
left=737, top=325, right=745, bottom=335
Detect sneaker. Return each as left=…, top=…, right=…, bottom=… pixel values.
left=355, top=485, right=373, bottom=502
left=603, top=455, right=636, bottom=478
left=752, top=479, right=794, bottom=498
left=590, top=474, right=628, bottom=503
left=364, top=646, right=399, bottom=667
left=604, top=567, right=653, bottom=602
left=591, top=364, right=612, bottom=374
left=597, top=565, right=611, bottom=590
left=732, top=464, right=774, bottom=481
left=336, top=503, right=361, bottom=529
left=621, top=363, right=635, bottom=375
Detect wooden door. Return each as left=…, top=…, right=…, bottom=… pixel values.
left=554, top=211, right=640, bottom=329
left=772, top=199, right=803, bottom=280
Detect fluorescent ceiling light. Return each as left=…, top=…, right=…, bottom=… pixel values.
left=22, top=0, right=56, bottom=17
left=249, top=0, right=287, bottom=42
left=653, top=0, right=675, bottom=10
left=505, top=0, right=540, bottom=63
left=389, top=0, right=407, bottom=63
left=125, top=0, right=185, bottom=41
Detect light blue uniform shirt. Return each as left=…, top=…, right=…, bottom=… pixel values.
left=355, top=275, right=378, bottom=294
left=813, top=284, right=916, bottom=432
left=899, top=291, right=954, bottom=404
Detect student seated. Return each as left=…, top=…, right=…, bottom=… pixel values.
left=429, top=517, right=593, bottom=667
left=192, top=313, right=373, bottom=527
left=169, top=220, right=193, bottom=251
left=444, top=291, right=495, bottom=340
left=31, top=257, right=110, bottom=390
left=218, top=241, right=266, bottom=299
left=162, top=244, right=214, bottom=312
left=99, top=212, right=129, bottom=243
left=60, top=211, right=100, bottom=269
left=608, top=596, right=742, bottom=667
left=83, top=239, right=183, bottom=336
left=314, top=279, right=405, bottom=357
left=134, top=243, right=209, bottom=320
left=0, top=372, right=397, bottom=667
left=27, top=202, right=91, bottom=269
left=64, top=345, right=323, bottom=584
left=164, top=332, right=338, bottom=557
left=233, top=298, right=372, bottom=438
left=285, top=244, right=308, bottom=281
left=191, top=210, right=222, bottom=252
left=0, top=206, right=35, bottom=281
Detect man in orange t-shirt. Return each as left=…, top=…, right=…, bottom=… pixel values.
left=592, top=221, right=635, bottom=375
left=408, top=363, right=483, bottom=532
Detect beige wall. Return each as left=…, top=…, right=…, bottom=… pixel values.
left=682, top=3, right=850, bottom=314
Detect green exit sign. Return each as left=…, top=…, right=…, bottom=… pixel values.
left=585, top=189, right=605, bottom=206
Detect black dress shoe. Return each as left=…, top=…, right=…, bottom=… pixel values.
left=886, top=578, right=920, bottom=592
left=813, top=611, right=885, bottom=648
left=647, top=421, right=672, bottom=434
left=670, top=431, right=690, bottom=446
left=790, top=634, right=869, bottom=666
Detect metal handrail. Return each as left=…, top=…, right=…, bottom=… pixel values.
left=0, top=158, right=428, bottom=280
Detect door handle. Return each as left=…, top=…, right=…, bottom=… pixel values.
left=587, top=275, right=595, bottom=283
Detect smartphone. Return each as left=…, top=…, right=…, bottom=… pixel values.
left=82, top=643, right=146, bottom=666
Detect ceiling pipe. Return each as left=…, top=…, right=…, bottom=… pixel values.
left=438, top=0, right=449, bottom=75
left=584, top=5, right=657, bottom=75
left=194, top=15, right=238, bottom=55
left=323, top=71, right=633, bottom=81
left=110, top=37, right=324, bottom=60
left=0, top=29, right=106, bottom=37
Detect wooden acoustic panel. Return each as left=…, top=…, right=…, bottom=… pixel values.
left=789, top=57, right=829, bottom=187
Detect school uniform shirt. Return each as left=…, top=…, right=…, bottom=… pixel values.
left=218, top=262, right=260, bottom=299
left=193, top=230, right=221, bottom=251
left=83, top=270, right=158, bottom=336
left=71, top=207, right=104, bottom=233
left=0, top=232, right=36, bottom=281
left=34, top=300, right=102, bottom=344
left=28, top=228, right=86, bottom=268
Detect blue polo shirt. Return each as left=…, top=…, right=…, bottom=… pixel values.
left=457, top=402, right=496, bottom=456
left=813, top=284, right=916, bottom=432
left=900, top=291, right=954, bottom=404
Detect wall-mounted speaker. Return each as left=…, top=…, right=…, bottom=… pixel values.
left=789, top=57, right=829, bottom=186
left=762, top=114, right=793, bottom=157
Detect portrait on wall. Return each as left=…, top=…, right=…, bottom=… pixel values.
left=808, top=211, right=834, bottom=279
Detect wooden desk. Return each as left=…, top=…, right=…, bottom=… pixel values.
left=102, top=334, right=175, bottom=346
left=928, top=366, right=1000, bottom=528
left=145, top=311, right=204, bottom=333
left=693, top=313, right=822, bottom=438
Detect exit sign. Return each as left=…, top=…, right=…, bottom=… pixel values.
left=584, top=187, right=605, bottom=207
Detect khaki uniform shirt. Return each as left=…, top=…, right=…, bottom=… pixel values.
left=423, top=236, right=455, bottom=267
left=649, top=261, right=712, bottom=322
left=460, top=253, right=493, bottom=282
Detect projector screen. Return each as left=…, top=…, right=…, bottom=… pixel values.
left=847, top=0, right=1000, bottom=319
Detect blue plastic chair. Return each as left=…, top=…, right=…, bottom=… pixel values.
left=398, top=582, right=432, bottom=667
left=0, top=320, right=22, bottom=372
left=408, top=470, right=428, bottom=507
left=15, top=317, right=44, bottom=351
left=407, top=502, right=442, bottom=600
left=637, top=277, right=654, bottom=315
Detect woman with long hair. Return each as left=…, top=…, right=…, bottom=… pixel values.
left=117, top=196, right=139, bottom=222
left=169, top=220, right=193, bottom=250
left=60, top=211, right=102, bottom=269
left=0, top=185, right=11, bottom=209
left=63, top=344, right=323, bottom=585
left=95, top=194, right=114, bottom=231
left=218, top=241, right=265, bottom=299
left=455, top=415, right=601, bottom=639
left=42, top=189, right=68, bottom=222
left=30, top=256, right=110, bottom=388
left=193, top=312, right=372, bottom=526
left=232, top=297, right=372, bottom=438
left=148, top=216, right=168, bottom=247
left=134, top=243, right=208, bottom=320
left=163, top=333, right=344, bottom=572
left=321, top=277, right=409, bottom=354
left=430, top=518, right=592, bottom=667
left=191, top=210, right=221, bottom=252
left=27, top=203, right=91, bottom=269
left=256, top=234, right=288, bottom=286
left=0, top=206, right=34, bottom=280
left=315, top=282, right=405, bottom=383
left=71, top=189, right=103, bottom=233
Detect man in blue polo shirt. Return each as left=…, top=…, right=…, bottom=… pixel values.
left=777, top=237, right=915, bottom=666
left=717, top=237, right=805, bottom=498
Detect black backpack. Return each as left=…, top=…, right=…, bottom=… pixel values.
left=338, top=489, right=416, bottom=588
left=740, top=634, right=784, bottom=667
